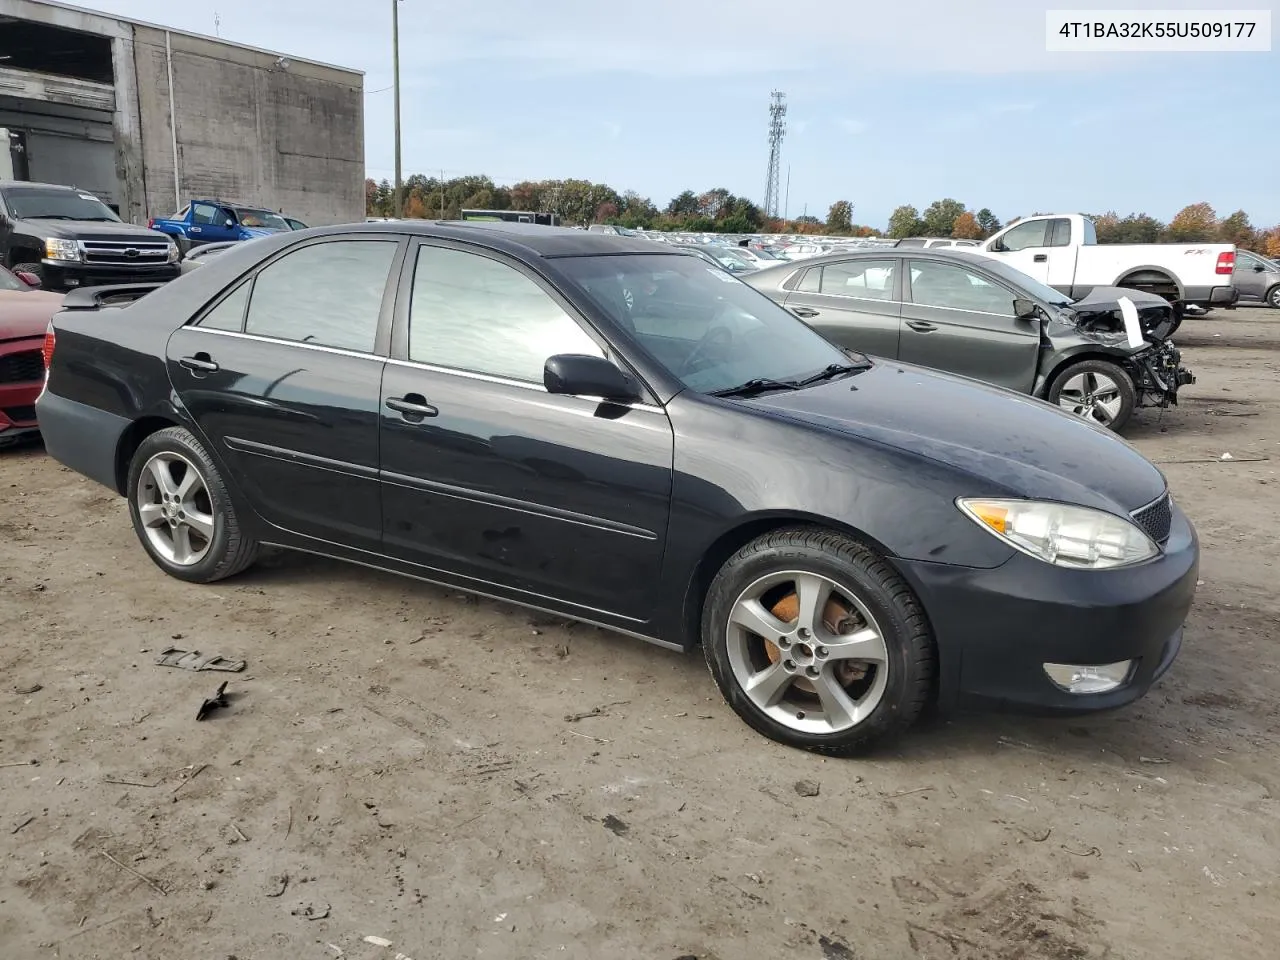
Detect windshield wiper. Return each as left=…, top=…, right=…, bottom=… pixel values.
left=792, top=361, right=871, bottom=387
left=709, top=377, right=801, bottom=398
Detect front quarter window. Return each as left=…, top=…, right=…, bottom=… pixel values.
left=558, top=254, right=853, bottom=394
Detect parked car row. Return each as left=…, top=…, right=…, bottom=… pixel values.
left=34, top=220, right=1198, bottom=755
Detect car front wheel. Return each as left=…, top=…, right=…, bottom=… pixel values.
left=1267, top=285, right=1280, bottom=309
left=1048, top=359, right=1136, bottom=432
left=126, top=426, right=259, bottom=583
left=702, top=527, right=936, bottom=755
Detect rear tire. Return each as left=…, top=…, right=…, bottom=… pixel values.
left=1047, top=359, right=1136, bottom=432
left=126, top=426, right=259, bottom=583
left=701, top=527, right=936, bottom=755
left=1267, top=285, right=1280, bottom=309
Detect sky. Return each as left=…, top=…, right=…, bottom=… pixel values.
left=74, top=0, right=1280, bottom=228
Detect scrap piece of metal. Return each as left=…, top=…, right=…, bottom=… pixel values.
left=196, top=681, right=230, bottom=721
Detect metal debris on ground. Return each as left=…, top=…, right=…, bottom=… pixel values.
left=364, top=935, right=393, bottom=947
left=0, top=759, right=39, bottom=769
left=564, top=700, right=629, bottom=722
left=155, top=647, right=246, bottom=672
left=196, top=681, right=231, bottom=721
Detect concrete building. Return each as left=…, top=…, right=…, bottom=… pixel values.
left=0, top=0, right=365, bottom=225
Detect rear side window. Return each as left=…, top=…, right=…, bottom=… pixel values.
left=243, top=240, right=397, bottom=352
left=197, top=282, right=251, bottom=332
left=819, top=260, right=896, bottom=300
left=794, top=267, right=821, bottom=293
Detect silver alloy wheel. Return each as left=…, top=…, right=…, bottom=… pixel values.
left=725, top=570, right=890, bottom=735
left=136, top=452, right=216, bottom=566
left=1057, top=370, right=1124, bottom=425
left=1269, top=286, right=1280, bottom=309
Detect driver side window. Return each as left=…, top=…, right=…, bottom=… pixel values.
left=191, top=203, right=218, bottom=226
left=909, top=261, right=1015, bottom=316
left=999, top=220, right=1049, bottom=252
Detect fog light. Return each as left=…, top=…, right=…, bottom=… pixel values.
left=1043, top=660, right=1134, bottom=694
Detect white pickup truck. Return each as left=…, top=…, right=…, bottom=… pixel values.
left=977, top=213, right=1238, bottom=310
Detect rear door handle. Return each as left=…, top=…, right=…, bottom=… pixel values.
left=790, top=306, right=820, bottom=318
left=1032, top=253, right=1047, bottom=263
left=386, top=394, right=438, bottom=421
left=905, top=320, right=937, bottom=333
left=179, top=354, right=219, bottom=373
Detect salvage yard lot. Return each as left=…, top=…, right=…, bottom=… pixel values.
left=2, top=307, right=1277, bottom=960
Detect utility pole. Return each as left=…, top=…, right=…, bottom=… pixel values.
left=392, top=0, right=403, bottom=219
left=784, top=165, right=791, bottom=222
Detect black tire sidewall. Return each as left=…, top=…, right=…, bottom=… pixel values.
left=1267, top=285, right=1280, bottom=309
left=1049, top=359, right=1136, bottom=431
left=702, top=538, right=924, bottom=752
left=125, top=428, right=236, bottom=582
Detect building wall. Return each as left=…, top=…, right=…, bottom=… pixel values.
left=131, top=27, right=364, bottom=226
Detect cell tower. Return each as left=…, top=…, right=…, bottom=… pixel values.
left=763, top=91, right=787, bottom=219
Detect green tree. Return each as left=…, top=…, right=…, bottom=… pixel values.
left=1217, top=209, right=1255, bottom=249
left=666, top=190, right=700, bottom=217
left=826, top=200, right=854, bottom=235
left=921, top=198, right=965, bottom=237
left=886, top=204, right=923, bottom=239
left=975, top=208, right=1001, bottom=237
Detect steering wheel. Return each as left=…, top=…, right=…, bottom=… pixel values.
left=681, top=325, right=734, bottom=376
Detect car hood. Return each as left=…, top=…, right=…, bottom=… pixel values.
left=0, top=288, right=64, bottom=340
left=1062, top=285, right=1179, bottom=341
left=747, top=361, right=1167, bottom=512
left=18, top=218, right=173, bottom=243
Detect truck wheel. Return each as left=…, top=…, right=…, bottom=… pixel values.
left=1048, top=359, right=1136, bottom=432
left=1267, top=285, right=1280, bottom=309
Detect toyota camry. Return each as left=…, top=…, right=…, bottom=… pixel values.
left=35, top=223, right=1198, bottom=754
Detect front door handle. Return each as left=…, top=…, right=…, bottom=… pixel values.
left=1033, top=253, right=1047, bottom=263
left=790, top=306, right=820, bottom=318
left=179, top=353, right=219, bottom=373
left=386, top=394, right=438, bottom=421
left=905, top=320, right=937, bottom=333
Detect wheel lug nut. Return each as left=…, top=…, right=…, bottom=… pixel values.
left=783, top=660, right=796, bottom=672
left=816, top=647, right=828, bottom=658
left=778, top=638, right=791, bottom=649
left=805, top=666, right=819, bottom=678
left=797, top=627, right=810, bottom=638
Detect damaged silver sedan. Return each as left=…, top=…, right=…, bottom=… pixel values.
left=744, top=249, right=1195, bottom=431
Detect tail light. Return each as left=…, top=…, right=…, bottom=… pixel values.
left=147, top=218, right=155, bottom=229
left=42, top=322, right=56, bottom=371
left=1216, top=251, right=1235, bottom=275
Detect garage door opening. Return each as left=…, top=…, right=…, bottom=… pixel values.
left=0, top=18, right=114, bottom=83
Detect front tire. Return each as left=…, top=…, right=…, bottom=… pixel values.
left=1267, top=285, right=1280, bottom=309
left=1048, top=359, right=1136, bottom=432
left=702, top=527, right=936, bottom=755
left=126, top=426, right=259, bottom=583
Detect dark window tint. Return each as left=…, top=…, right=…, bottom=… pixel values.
left=909, top=261, right=1014, bottom=316
left=998, top=220, right=1048, bottom=251
left=795, top=267, right=821, bottom=293
left=1047, top=218, right=1072, bottom=247
left=409, top=246, right=601, bottom=381
left=192, top=203, right=219, bottom=226
left=820, top=260, right=895, bottom=300
left=244, top=240, right=396, bottom=352
left=198, top=282, right=250, bottom=332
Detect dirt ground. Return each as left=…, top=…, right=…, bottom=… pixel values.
left=2, top=307, right=1278, bottom=960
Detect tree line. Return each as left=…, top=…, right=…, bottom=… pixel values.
left=366, top=176, right=1280, bottom=256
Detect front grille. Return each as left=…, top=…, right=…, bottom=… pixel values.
left=0, top=350, right=42, bottom=384
left=1132, top=493, right=1173, bottom=544
left=81, top=239, right=171, bottom=265
left=2, top=405, right=37, bottom=424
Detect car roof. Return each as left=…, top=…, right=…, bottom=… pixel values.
left=0, top=179, right=81, bottom=191
left=308, top=219, right=675, bottom=259
left=750, top=247, right=996, bottom=274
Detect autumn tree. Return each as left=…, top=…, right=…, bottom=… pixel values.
left=1166, top=202, right=1218, bottom=242
left=1260, top=227, right=1280, bottom=259
left=403, top=191, right=427, bottom=219
left=951, top=211, right=983, bottom=239
left=921, top=198, right=966, bottom=237
left=975, top=208, right=1001, bottom=237
left=826, top=200, right=854, bottom=235
left=886, top=205, right=923, bottom=239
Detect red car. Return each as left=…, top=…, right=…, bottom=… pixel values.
left=0, top=265, right=62, bottom=448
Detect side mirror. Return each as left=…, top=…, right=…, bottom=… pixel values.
left=16, top=271, right=42, bottom=288
left=1013, top=297, right=1039, bottom=320
left=224, top=218, right=235, bottom=228
left=544, top=354, right=640, bottom=402
left=1254, top=264, right=1266, bottom=272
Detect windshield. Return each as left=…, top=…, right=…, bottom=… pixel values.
left=1, top=187, right=121, bottom=222
left=975, top=257, right=1074, bottom=306
left=0, top=265, right=22, bottom=291
left=558, top=254, right=855, bottom=394
left=233, top=208, right=290, bottom=230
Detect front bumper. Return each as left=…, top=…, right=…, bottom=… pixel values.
left=899, top=501, right=1198, bottom=714
left=38, top=261, right=180, bottom=292
left=0, top=337, right=44, bottom=443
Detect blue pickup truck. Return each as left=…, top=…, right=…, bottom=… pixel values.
left=148, top=200, right=304, bottom=253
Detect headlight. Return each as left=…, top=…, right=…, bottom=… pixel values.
left=45, top=237, right=82, bottom=262
left=166, top=240, right=180, bottom=263
left=957, top=498, right=1158, bottom=569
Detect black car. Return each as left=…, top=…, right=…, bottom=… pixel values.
left=0, top=180, right=181, bottom=292
left=35, top=222, right=1198, bottom=754
left=746, top=249, right=1195, bottom=431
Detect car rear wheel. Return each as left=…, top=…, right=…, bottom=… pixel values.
left=1267, top=285, right=1280, bottom=309
left=1048, top=359, right=1136, bottom=432
left=126, top=426, right=259, bottom=583
left=702, top=527, right=935, bottom=755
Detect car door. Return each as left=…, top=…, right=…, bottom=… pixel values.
left=782, top=258, right=903, bottom=359
left=990, top=218, right=1054, bottom=284
left=899, top=257, right=1040, bottom=393
left=188, top=202, right=237, bottom=246
left=378, top=240, right=675, bottom=628
left=166, top=235, right=404, bottom=552
left=1234, top=251, right=1270, bottom=300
